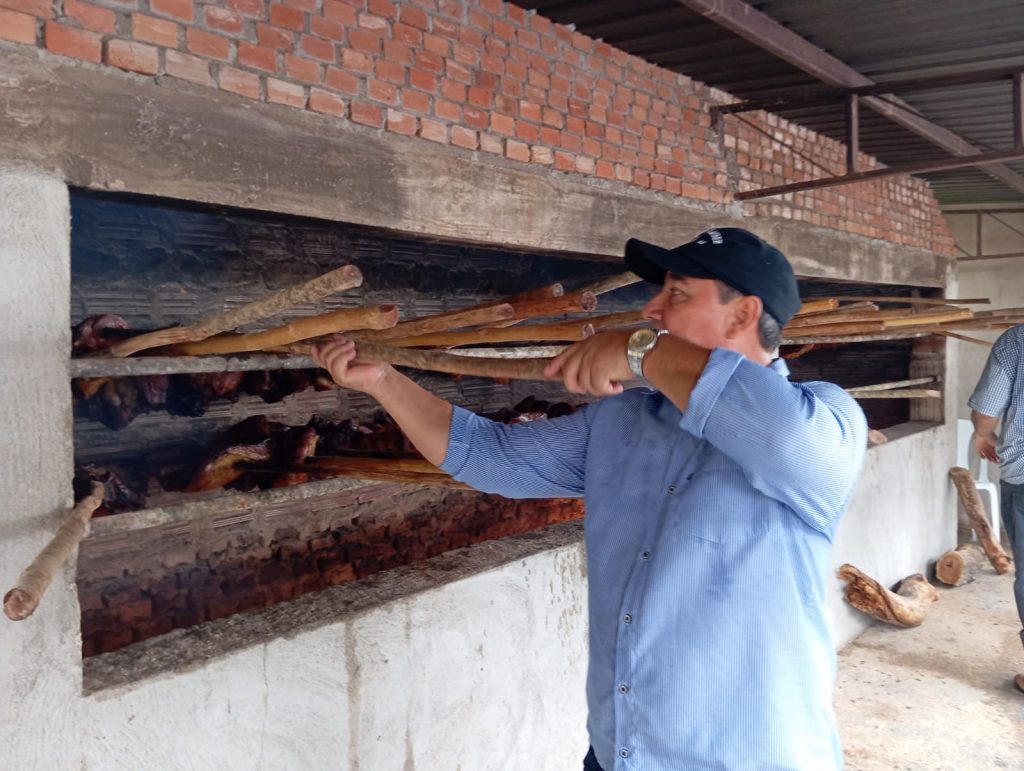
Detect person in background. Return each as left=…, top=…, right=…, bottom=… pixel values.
left=968, top=322, right=1024, bottom=694
left=314, top=227, right=867, bottom=770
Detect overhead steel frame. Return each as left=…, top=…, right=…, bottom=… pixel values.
left=676, top=0, right=1024, bottom=200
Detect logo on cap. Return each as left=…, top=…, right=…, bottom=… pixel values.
left=695, top=230, right=724, bottom=245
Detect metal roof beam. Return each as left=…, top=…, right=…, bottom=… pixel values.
left=676, top=0, right=1024, bottom=196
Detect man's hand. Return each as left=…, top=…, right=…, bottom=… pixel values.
left=544, top=330, right=634, bottom=396
left=311, top=335, right=392, bottom=395
left=972, top=431, right=1000, bottom=463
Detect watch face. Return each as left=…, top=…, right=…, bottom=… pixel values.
left=628, top=328, right=658, bottom=353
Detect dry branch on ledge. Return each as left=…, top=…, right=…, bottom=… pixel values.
left=837, top=564, right=939, bottom=627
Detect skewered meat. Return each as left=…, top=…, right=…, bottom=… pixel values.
left=71, top=314, right=129, bottom=353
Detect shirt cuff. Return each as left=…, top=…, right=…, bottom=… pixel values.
left=440, top=405, right=475, bottom=475
left=678, top=347, right=745, bottom=438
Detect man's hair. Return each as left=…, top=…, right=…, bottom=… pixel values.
left=715, top=281, right=783, bottom=353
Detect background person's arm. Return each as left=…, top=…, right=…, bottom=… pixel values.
left=971, top=410, right=1002, bottom=463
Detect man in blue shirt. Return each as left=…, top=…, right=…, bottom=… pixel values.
left=314, top=228, right=867, bottom=770
left=968, top=322, right=1024, bottom=695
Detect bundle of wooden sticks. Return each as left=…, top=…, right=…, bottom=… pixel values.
left=79, top=262, right=1021, bottom=383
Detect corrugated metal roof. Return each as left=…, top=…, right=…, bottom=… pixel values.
left=525, top=0, right=1024, bottom=205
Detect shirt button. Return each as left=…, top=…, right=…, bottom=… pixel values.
left=623, top=613, right=632, bottom=624
left=618, top=683, right=630, bottom=693
left=667, top=484, right=676, bottom=493
left=619, top=749, right=630, bottom=759
left=641, top=550, right=651, bottom=560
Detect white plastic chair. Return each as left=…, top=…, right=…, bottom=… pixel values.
left=956, top=418, right=1000, bottom=542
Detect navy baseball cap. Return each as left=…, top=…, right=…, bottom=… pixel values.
left=624, top=227, right=801, bottom=325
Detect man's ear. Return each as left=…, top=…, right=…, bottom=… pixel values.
left=725, top=295, right=762, bottom=339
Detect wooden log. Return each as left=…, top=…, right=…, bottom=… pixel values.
left=935, top=543, right=988, bottom=586
left=105, top=264, right=364, bottom=357
left=165, top=305, right=399, bottom=355
left=4, top=482, right=105, bottom=621
left=949, top=467, right=1012, bottom=574
left=837, top=564, right=939, bottom=627
left=353, top=303, right=515, bottom=342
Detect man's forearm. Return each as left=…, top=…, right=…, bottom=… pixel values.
left=367, top=368, right=454, bottom=467
left=640, top=336, right=711, bottom=414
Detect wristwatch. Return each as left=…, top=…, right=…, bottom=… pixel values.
left=626, top=328, right=667, bottom=379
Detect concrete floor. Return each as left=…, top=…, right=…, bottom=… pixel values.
left=835, top=567, right=1024, bottom=770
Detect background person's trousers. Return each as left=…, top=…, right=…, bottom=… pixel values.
left=1001, top=480, right=1024, bottom=645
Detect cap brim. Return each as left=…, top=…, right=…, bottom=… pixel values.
left=624, top=238, right=718, bottom=284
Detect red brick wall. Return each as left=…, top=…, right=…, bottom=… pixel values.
left=1, top=0, right=954, bottom=254
left=77, top=485, right=584, bottom=655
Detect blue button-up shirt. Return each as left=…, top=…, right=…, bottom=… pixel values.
left=968, top=323, right=1024, bottom=484
left=442, top=348, right=866, bottom=770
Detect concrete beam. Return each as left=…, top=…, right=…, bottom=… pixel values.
left=0, top=48, right=947, bottom=286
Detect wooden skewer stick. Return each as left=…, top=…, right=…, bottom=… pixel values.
left=786, top=306, right=916, bottom=329
left=837, top=564, right=939, bottom=628
left=846, top=377, right=936, bottom=393
left=576, top=271, right=643, bottom=296
left=240, top=460, right=473, bottom=489
left=882, top=308, right=973, bottom=328
left=4, top=482, right=105, bottom=621
left=935, top=331, right=993, bottom=347
left=949, top=467, right=1012, bottom=574
left=298, top=341, right=561, bottom=380
left=783, top=320, right=887, bottom=337
left=794, top=298, right=839, bottom=316
left=165, top=305, right=399, bottom=355
left=447, top=346, right=569, bottom=359
left=824, top=295, right=990, bottom=306
left=357, top=342, right=559, bottom=380
left=105, top=264, right=364, bottom=357
left=379, top=309, right=643, bottom=349
left=353, top=303, right=515, bottom=342
left=380, top=319, right=596, bottom=348
left=849, top=389, right=940, bottom=399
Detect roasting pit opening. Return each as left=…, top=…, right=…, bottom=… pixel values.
left=70, top=189, right=943, bottom=669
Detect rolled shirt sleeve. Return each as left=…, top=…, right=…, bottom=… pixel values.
left=441, top=405, right=589, bottom=498
left=680, top=347, right=867, bottom=534
left=969, top=347, right=1013, bottom=418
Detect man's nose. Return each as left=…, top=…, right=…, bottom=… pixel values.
left=642, top=294, right=663, bottom=322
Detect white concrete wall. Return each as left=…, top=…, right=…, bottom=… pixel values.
left=81, top=544, right=590, bottom=771
left=829, top=426, right=957, bottom=648
left=0, top=171, right=81, bottom=769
